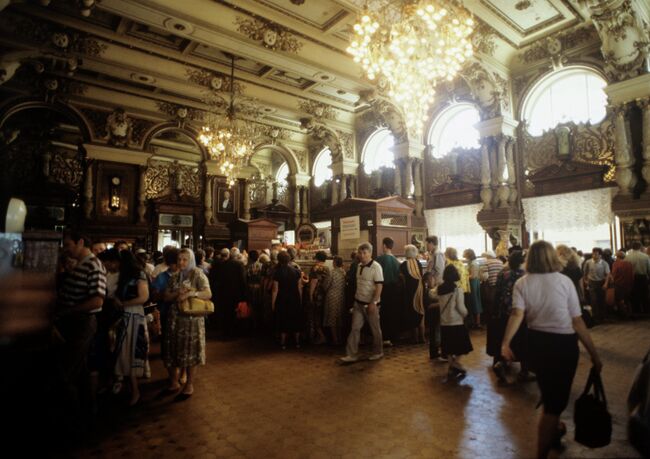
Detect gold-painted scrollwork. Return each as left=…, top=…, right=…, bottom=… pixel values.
left=298, top=100, right=337, bottom=121
left=235, top=17, right=303, bottom=54
left=49, top=152, right=83, bottom=188
left=144, top=162, right=170, bottom=199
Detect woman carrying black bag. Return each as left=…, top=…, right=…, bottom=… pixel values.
left=501, top=241, right=602, bottom=459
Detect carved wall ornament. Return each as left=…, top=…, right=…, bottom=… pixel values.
left=235, top=17, right=303, bottom=54
left=472, top=20, right=497, bottom=57
left=298, top=100, right=337, bottom=121
left=48, top=152, right=83, bottom=189
left=257, top=125, right=290, bottom=144
left=519, top=24, right=599, bottom=65
left=588, top=0, right=650, bottom=81
left=460, top=62, right=504, bottom=120
left=144, top=160, right=201, bottom=200
left=156, top=101, right=204, bottom=123
left=105, top=108, right=133, bottom=147
left=293, top=149, right=308, bottom=171
left=335, top=130, right=355, bottom=160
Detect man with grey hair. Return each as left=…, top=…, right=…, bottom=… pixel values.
left=425, top=235, right=445, bottom=361
left=340, top=242, right=384, bottom=363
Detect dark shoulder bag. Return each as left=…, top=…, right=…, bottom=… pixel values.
left=574, top=368, right=612, bottom=448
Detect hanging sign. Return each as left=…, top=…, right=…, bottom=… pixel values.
left=340, top=215, right=360, bottom=240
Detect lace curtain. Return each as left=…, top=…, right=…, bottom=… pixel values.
left=522, top=187, right=615, bottom=232
left=424, top=203, right=484, bottom=237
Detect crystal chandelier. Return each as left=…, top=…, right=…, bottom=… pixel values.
left=199, top=55, right=256, bottom=186
left=347, top=1, right=474, bottom=136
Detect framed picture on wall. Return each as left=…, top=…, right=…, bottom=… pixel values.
left=217, top=186, right=235, bottom=213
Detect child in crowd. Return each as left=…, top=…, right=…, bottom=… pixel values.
left=436, top=264, right=473, bottom=381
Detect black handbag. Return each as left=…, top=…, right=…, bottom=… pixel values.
left=574, top=368, right=612, bottom=448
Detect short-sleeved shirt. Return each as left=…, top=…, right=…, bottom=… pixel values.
left=624, top=250, right=650, bottom=276
left=58, top=253, right=107, bottom=314
left=486, top=258, right=504, bottom=286
left=355, top=260, right=384, bottom=303
left=512, top=272, right=581, bottom=334
left=376, top=254, right=401, bottom=285
left=584, top=259, right=610, bottom=282
left=426, top=250, right=446, bottom=286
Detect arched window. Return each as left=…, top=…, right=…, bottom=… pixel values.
left=362, top=128, right=395, bottom=174
left=522, top=67, right=607, bottom=136
left=313, top=148, right=332, bottom=187
left=275, top=161, right=289, bottom=184
left=427, top=103, right=481, bottom=159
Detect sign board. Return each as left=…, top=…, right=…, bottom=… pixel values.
left=340, top=215, right=360, bottom=240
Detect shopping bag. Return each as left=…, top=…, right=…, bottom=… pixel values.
left=574, top=368, right=612, bottom=448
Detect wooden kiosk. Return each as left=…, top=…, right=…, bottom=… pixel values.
left=229, top=218, right=280, bottom=251
left=318, top=196, right=424, bottom=258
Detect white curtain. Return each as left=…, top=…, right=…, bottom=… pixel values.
left=522, top=188, right=615, bottom=232
left=424, top=203, right=483, bottom=237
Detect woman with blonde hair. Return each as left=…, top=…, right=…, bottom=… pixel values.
left=502, top=240, right=602, bottom=458
left=400, top=244, right=425, bottom=343
left=463, top=248, right=483, bottom=329
left=163, top=248, right=212, bottom=401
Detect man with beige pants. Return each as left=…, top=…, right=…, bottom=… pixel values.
left=340, top=242, right=384, bottom=362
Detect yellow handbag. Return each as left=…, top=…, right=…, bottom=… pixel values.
left=179, top=295, right=215, bottom=316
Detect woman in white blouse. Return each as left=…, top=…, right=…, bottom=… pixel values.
left=502, top=240, right=602, bottom=459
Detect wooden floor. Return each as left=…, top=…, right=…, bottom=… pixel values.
left=56, top=320, right=648, bottom=458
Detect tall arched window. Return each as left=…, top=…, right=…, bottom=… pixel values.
left=362, top=128, right=395, bottom=174
left=522, top=67, right=607, bottom=136
left=427, top=103, right=481, bottom=159
left=275, top=161, right=289, bottom=184
left=313, top=148, right=332, bottom=187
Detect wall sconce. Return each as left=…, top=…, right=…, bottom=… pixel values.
left=109, top=176, right=121, bottom=211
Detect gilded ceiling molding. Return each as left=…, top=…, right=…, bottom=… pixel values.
left=185, top=68, right=243, bottom=94
left=156, top=102, right=204, bottom=124
left=234, top=16, right=303, bottom=54
left=519, top=24, right=600, bottom=65
left=0, top=12, right=107, bottom=57
left=298, top=100, right=337, bottom=121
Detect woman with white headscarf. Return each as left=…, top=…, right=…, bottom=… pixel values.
left=400, top=244, right=425, bottom=343
left=163, top=248, right=211, bottom=400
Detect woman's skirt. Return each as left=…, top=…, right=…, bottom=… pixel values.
left=467, top=278, right=483, bottom=315
left=163, top=304, right=206, bottom=368
left=114, top=305, right=149, bottom=377
left=528, top=329, right=579, bottom=416
left=486, top=315, right=529, bottom=361
left=441, top=325, right=473, bottom=356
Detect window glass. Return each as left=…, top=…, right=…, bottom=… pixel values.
left=313, top=148, right=332, bottom=187
left=427, top=104, right=481, bottom=158
left=362, top=128, right=395, bottom=174
left=275, top=162, right=289, bottom=184
left=523, top=68, right=607, bottom=136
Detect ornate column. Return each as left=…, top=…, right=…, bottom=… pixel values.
left=404, top=157, right=414, bottom=198
left=83, top=162, right=93, bottom=219
left=413, top=159, right=424, bottom=216
left=496, top=135, right=510, bottom=208
left=339, top=174, right=347, bottom=202
left=480, top=142, right=492, bottom=210
left=506, top=139, right=517, bottom=206
left=294, top=184, right=301, bottom=227
left=137, top=165, right=147, bottom=223
left=640, top=98, right=650, bottom=185
left=331, top=176, right=339, bottom=206
left=614, top=105, right=637, bottom=195
left=204, top=176, right=213, bottom=224
left=242, top=179, right=251, bottom=220
left=393, top=158, right=402, bottom=197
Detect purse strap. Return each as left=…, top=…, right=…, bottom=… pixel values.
left=582, top=368, right=608, bottom=407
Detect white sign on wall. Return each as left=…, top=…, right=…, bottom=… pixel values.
left=340, top=215, right=360, bottom=240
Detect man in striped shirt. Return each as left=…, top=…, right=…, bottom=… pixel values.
left=56, top=232, right=106, bottom=429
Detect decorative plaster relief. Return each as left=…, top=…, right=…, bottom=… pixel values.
left=235, top=17, right=303, bottom=54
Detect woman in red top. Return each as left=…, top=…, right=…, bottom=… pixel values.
left=608, top=250, right=634, bottom=316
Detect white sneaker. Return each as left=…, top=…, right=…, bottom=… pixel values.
left=368, top=353, right=384, bottom=361
left=339, top=355, right=359, bottom=363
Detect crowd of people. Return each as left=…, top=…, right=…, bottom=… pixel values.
left=52, top=231, right=650, bottom=457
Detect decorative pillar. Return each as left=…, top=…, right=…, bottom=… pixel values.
left=272, top=181, right=279, bottom=202
left=496, top=135, right=510, bottom=208
left=293, top=184, right=301, bottom=227
left=613, top=104, right=637, bottom=195
left=640, top=98, right=650, bottom=186
left=242, top=179, right=251, bottom=220
left=480, top=142, right=492, bottom=210
left=331, top=176, right=339, bottom=205
left=404, top=157, right=414, bottom=198
left=393, top=159, right=402, bottom=196
left=83, top=162, right=93, bottom=219
left=413, top=159, right=424, bottom=216
left=339, top=174, right=347, bottom=202
left=204, top=176, right=213, bottom=224
left=506, top=139, right=517, bottom=206
left=137, top=165, right=147, bottom=223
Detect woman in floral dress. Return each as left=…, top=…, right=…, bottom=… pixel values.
left=323, top=256, right=346, bottom=345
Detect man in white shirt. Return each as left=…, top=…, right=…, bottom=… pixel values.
left=340, top=242, right=384, bottom=363
left=584, top=247, right=610, bottom=322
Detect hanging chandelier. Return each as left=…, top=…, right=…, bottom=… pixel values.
left=199, top=55, right=256, bottom=186
left=347, top=0, right=474, bottom=136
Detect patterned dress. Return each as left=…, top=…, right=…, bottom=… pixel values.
left=323, top=267, right=345, bottom=329
left=163, top=267, right=210, bottom=368
left=486, top=267, right=525, bottom=358
left=114, top=271, right=149, bottom=378
left=308, top=264, right=330, bottom=338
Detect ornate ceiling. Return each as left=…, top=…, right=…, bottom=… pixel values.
left=0, top=0, right=605, bottom=137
